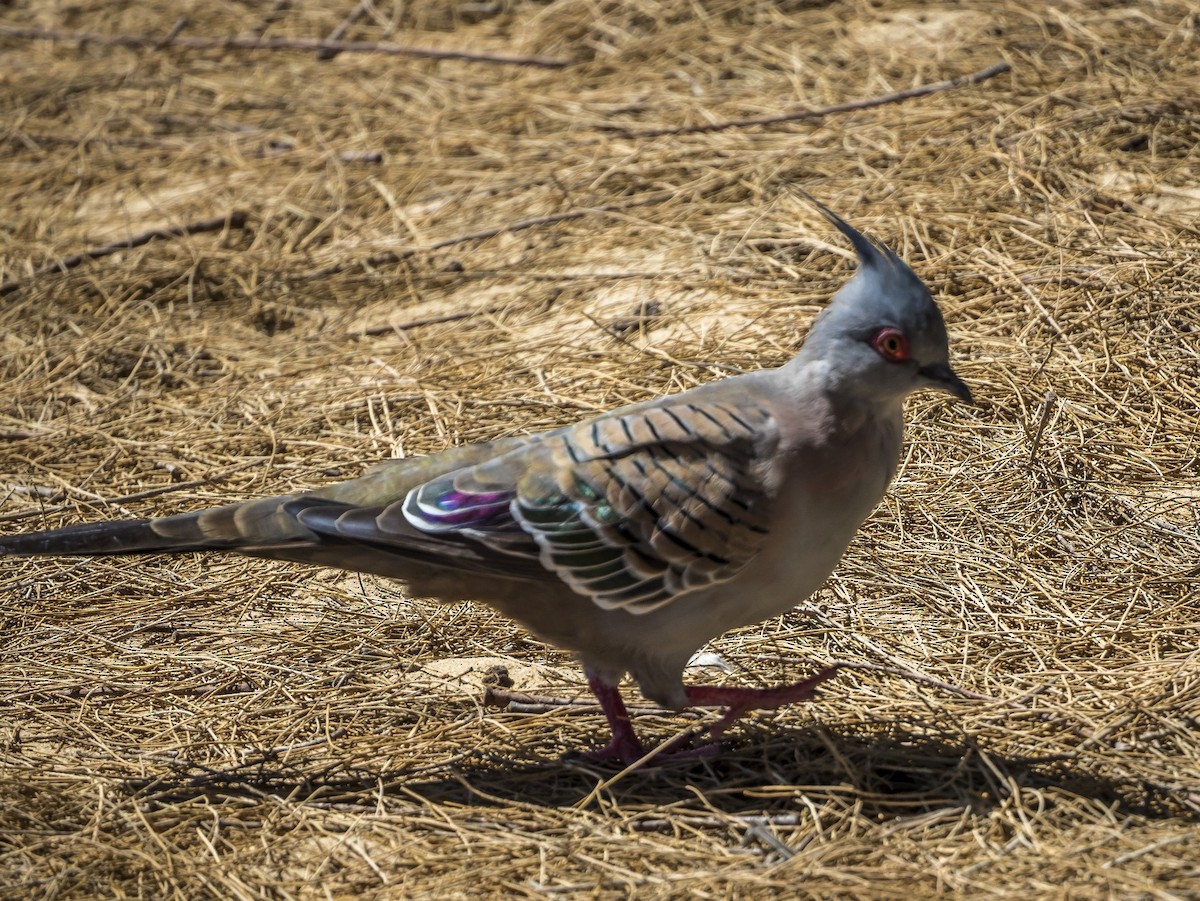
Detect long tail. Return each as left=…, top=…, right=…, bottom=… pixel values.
left=0, top=495, right=311, bottom=557
left=0, top=517, right=195, bottom=555
left=0, top=436, right=546, bottom=581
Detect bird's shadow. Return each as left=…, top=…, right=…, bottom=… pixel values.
left=128, top=719, right=1195, bottom=824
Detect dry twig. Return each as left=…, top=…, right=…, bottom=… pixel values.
left=354, top=304, right=508, bottom=337
left=312, top=182, right=734, bottom=278
left=0, top=211, right=248, bottom=296
left=614, top=61, right=1012, bottom=138
left=0, top=24, right=570, bottom=68
left=316, top=0, right=369, bottom=61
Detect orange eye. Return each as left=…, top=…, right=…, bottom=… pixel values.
left=870, top=327, right=910, bottom=362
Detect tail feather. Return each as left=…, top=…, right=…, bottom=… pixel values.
left=0, top=495, right=312, bottom=558
left=0, top=517, right=209, bottom=556
left=1, top=436, right=535, bottom=561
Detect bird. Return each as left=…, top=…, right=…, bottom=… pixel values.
left=1, top=204, right=972, bottom=765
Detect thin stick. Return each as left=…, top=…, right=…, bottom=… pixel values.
left=355, top=304, right=507, bottom=337
left=160, top=18, right=189, bottom=47
left=826, top=660, right=1004, bottom=703
left=483, top=687, right=590, bottom=710
left=0, top=458, right=265, bottom=523
left=253, top=728, right=348, bottom=756
left=632, top=812, right=806, bottom=833
left=312, top=183, right=721, bottom=278
left=7, top=680, right=260, bottom=703
left=1027, top=390, right=1058, bottom=467
left=483, top=686, right=668, bottom=717
left=615, top=61, right=1012, bottom=138
left=0, top=211, right=248, bottom=297
left=0, top=25, right=570, bottom=69
left=245, top=0, right=290, bottom=39
left=314, top=208, right=606, bottom=277
left=317, top=0, right=369, bottom=61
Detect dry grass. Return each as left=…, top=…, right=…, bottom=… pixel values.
left=2, top=0, right=1198, bottom=897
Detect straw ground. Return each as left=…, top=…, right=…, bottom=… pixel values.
left=1, top=1, right=1197, bottom=897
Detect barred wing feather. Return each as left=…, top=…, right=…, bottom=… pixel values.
left=403, top=399, right=779, bottom=614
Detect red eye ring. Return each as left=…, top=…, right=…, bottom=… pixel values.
left=870, top=327, right=911, bottom=362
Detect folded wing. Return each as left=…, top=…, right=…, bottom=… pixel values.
left=393, top=398, right=780, bottom=614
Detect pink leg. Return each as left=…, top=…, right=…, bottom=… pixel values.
left=685, top=665, right=840, bottom=740
left=582, top=665, right=840, bottom=766
left=585, top=671, right=647, bottom=766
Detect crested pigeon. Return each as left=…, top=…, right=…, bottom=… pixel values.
left=1, top=206, right=971, bottom=765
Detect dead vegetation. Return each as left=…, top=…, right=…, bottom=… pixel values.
left=1, top=0, right=1198, bottom=897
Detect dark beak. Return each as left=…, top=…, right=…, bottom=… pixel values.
left=919, top=362, right=974, bottom=404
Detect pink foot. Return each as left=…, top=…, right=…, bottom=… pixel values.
left=685, top=665, right=840, bottom=740
left=584, top=673, right=721, bottom=765
left=585, top=672, right=648, bottom=766
left=581, top=666, right=840, bottom=766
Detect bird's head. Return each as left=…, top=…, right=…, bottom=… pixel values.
left=801, top=205, right=972, bottom=407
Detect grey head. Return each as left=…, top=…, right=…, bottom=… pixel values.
left=797, top=203, right=972, bottom=406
